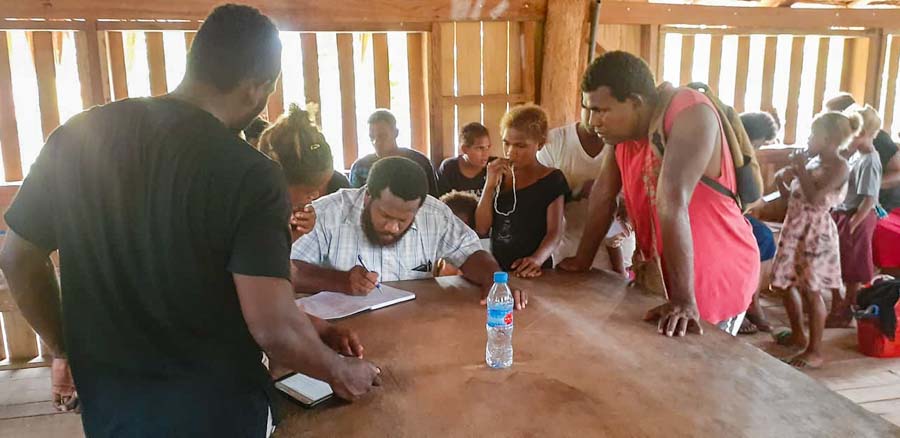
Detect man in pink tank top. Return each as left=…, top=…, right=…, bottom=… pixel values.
left=559, top=51, right=759, bottom=338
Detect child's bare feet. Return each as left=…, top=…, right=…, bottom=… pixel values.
left=785, top=351, right=824, bottom=369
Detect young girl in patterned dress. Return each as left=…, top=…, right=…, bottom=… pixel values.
left=771, top=111, right=860, bottom=369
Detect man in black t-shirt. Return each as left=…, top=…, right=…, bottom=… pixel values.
left=349, top=109, right=438, bottom=195
left=0, top=5, right=379, bottom=437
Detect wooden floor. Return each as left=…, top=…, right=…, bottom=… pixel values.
left=1, top=293, right=898, bottom=436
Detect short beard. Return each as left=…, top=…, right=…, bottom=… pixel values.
left=361, top=202, right=410, bottom=247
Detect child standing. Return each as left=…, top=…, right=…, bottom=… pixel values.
left=475, top=105, right=569, bottom=278
left=828, top=105, right=883, bottom=328
left=771, top=111, right=858, bottom=369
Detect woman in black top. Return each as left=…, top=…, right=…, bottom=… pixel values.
left=258, top=104, right=348, bottom=240
left=437, top=122, right=496, bottom=197
left=475, top=105, right=569, bottom=278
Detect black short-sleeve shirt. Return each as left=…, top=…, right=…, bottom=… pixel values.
left=349, top=148, right=438, bottom=196
left=4, top=97, right=292, bottom=436
left=436, top=156, right=496, bottom=197
left=490, top=169, right=570, bottom=270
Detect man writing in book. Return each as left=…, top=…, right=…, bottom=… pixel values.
left=0, top=5, right=379, bottom=436
left=291, top=157, right=528, bottom=309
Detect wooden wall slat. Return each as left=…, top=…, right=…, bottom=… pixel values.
left=372, top=32, right=391, bottom=109
left=679, top=34, right=694, bottom=85
left=0, top=32, right=23, bottom=182
left=106, top=31, right=129, bottom=101
left=812, top=37, right=830, bottom=115
left=75, top=27, right=107, bottom=108
left=0, top=314, right=5, bottom=361
left=32, top=31, right=61, bottom=141
left=430, top=23, right=456, bottom=164
left=407, top=33, right=429, bottom=155
left=882, top=36, right=900, bottom=132
left=784, top=37, right=805, bottom=145
left=184, top=31, right=196, bottom=51
left=336, top=33, right=358, bottom=169
left=267, top=76, right=284, bottom=121
left=145, top=31, right=167, bottom=96
left=640, top=25, right=660, bottom=79
left=483, top=21, right=508, bottom=157
left=734, top=36, right=750, bottom=113
left=456, top=21, right=483, bottom=139
left=707, top=35, right=723, bottom=94
left=2, top=311, right=38, bottom=362
left=300, top=33, right=321, bottom=126
left=509, top=22, right=523, bottom=96
left=761, top=36, right=777, bottom=113
left=522, top=21, right=537, bottom=102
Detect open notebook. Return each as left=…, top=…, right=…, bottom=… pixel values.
left=275, top=372, right=333, bottom=408
left=297, top=284, right=415, bottom=320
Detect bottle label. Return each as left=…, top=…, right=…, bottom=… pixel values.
left=487, top=304, right=513, bottom=328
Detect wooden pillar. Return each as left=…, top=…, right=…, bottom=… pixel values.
left=373, top=33, right=391, bottom=110
left=708, top=35, right=724, bottom=93
left=336, top=33, right=358, bottom=170
left=407, top=33, right=429, bottom=155
left=107, top=31, right=129, bottom=101
left=0, top=32, right=23, bottom=182
left=300, top=33, right=321, bottom=126
left=540, top=0, right=592, bottom=129
left=75, top=24, right=108, bottom=108
left=32, top=32, right=60, bottom=141
left=145, top=32, right=168, bottom=96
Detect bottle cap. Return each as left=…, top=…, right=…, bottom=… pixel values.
left=493, top=271, right=508, bottom=283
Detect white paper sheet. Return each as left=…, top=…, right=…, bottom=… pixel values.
left=297, top=284, right=415, bottom=320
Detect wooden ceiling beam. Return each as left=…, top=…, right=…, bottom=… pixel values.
left=0, top=0, right=547, bottom=24
left=759, top=0, right=798, bottom=7
left=599, top=1, right=900, bottom=29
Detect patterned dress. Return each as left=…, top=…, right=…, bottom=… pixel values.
left=771, top=165, right=846, bottom=292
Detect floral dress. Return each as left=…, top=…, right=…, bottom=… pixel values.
left=771, top=165, right=846, bottom=292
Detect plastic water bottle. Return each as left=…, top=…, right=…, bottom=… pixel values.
left=486, top=271, right=514, bottom=368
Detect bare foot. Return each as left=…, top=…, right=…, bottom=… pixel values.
left=786, top=351, right=824, bottom=370
left=772, top=329, right=807, bottom=350
left=746, top=313, right=773, bottom=332
left=825, top=309, right=853, bottom=329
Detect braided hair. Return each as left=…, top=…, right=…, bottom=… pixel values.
left=258, top=103, right=334, bottom=187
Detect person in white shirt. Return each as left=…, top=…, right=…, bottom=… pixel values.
left=537, top=110, right=636, bottom=275
left=291, top=156, right=528, bottom=309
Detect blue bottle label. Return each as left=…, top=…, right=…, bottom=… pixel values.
left=487, top=304, right=513, bottom=328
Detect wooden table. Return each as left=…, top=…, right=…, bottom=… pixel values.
left=274, top=272, right=900, bottom=437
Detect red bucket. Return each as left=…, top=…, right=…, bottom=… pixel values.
left=857, top=302, right=900, bottom=358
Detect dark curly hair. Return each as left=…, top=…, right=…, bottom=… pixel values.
left=581, top=51, right=657, bottom=102
left=459, top=122, right=490, bottom=148
left=739, top=112, right=778, bottom=145
left=367, top=157, right=428, bottom=205
left=258, top=103, right=334, bottom=187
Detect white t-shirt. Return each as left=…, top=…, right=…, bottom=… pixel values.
left=537, top=123, right=635, bottom=270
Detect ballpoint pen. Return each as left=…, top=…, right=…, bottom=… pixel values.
left=357, top=254, right=383, bottom=294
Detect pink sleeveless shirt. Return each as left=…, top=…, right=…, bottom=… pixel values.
left=616, top=90, right=760, bottom=323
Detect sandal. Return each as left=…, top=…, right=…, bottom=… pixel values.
left=738, top=319, right=759, bottom=335
left=772, top=329, right=793, bottom=346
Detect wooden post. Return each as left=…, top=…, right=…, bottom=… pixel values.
left=336, top=33, right=358, bottom=170
left=75, top=24, right=107, bottom=108
left=640, top=25, right=660, bottom=79
left=145, top=32, right=168, bottom=96
left=407, top=33, right=429, bottom=155
left=679, top=34, right=695, bottom=85
left=2, top=311, right=39, bottom=362
left=540, top=0, right=592, bottom=128
left=812, top=37, right=830, bottom=115
left=107, top=31, right=129, bottom=101
left=32, top=31, right=61, bottom=141
left=707, top=35, right=723, bottom=94
left=882, top=36, right=900, bottom=132
left=734, top=36, right=750, bottom=113
left=267, top=76, right=284, bottom=120
left=784, top=36, right=805, bottom=145
left=761, top=36, right=777, bottom=113
left=0, top=32, right=23, bottom=182
left=184, top=31, right=196, bottom=51
left=455, top=22, right=482, bottom=134
left=373, top=33, right=391, bottom=110
left=522, top=21, right=538, bottom=102
left=300, top=33, right=321, bottom=126
left=483, top=21, right=508, bottom=157
left=509, top=22, right=523, bottom=96
left=428, top=23, right=452, bottom=165
left=866, top=30, right=886, bottom=110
